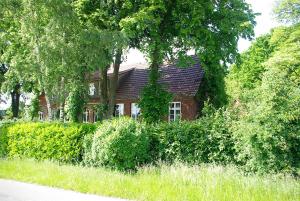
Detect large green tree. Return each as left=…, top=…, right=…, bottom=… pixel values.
left=232, top=24, right=300, bottom=173
left=120, top=0, right=256, bottom=122
left=74, top=0, right=130, bottom=119
left=1, top=0, right=89, bottom=121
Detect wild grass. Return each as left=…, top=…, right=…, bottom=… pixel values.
left=0, top=159, right=299, bottom=201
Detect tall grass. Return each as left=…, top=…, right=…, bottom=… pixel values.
left=0, top=159, right=299, bottom=201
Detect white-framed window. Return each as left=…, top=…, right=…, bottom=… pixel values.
left=83, top=109, right=89, bottom=123
left=114, top=103, right=124, bottom=117
left=38, top=111, right=44, bottom=121
left=169, top=102, right=181, bottom=122
left=131, top=103, right=140, bottom=120
left=89, top=83, right=96, bottom=96
left=94, top=112, right=100, bottom=123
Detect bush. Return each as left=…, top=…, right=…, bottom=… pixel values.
left=7, top=122, right=96, bottom=163
left=0, top=121, right=14, bottom=158
left=84, top=117, right=150, bottom=171
left=150, top=106, right=236, bottom=165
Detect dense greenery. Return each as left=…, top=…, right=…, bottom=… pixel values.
left=227, top=23, right=300, bottom=174
left=83, top=118, right=150, bottom=170
left=6, top=122, right=96, bottom=163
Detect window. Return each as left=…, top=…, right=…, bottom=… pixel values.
left=83, top=109, right=89, bottom=123
left=131, top=103, right=140, bottom=120
left=114, top=103, right=124, bottom=117
left=38, top=111, right=44, bottom=121
left=89, top=83, right=96, bottom=96
left=169, top=102, right=181, bottom=122
left=94, top=112, right=100, bottom=123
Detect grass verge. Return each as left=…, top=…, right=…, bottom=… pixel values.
left=0, top=159, right=299, bottom=201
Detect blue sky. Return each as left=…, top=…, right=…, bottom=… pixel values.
left=0, top=0, right=279, bottom=110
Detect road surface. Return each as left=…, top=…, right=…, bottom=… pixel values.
left=0, top=179, right=129, bottom=201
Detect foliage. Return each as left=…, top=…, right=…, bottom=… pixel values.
left=147, top=103, right=236, bottom=164
left=197, top=63, right=227, bottom=108
left=7, top=122, right=96, bottom=163
left=226, top=34, right=274, bottom=101
left=0, top=121, right=14, bottom=158
left=66, top=85, right=87, bottom=122
left=138, top=82, right=172, bottom=124
left=84, top=117, right=150, bottom=171
left=29, top=93, right=40, bottom=120
left=121, top=0, right=256, bottom=109
left=274, top=0, right=300, bottom=24
left=229, top=24, right=300, bottom=174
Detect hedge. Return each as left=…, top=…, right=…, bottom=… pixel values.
left=146, top=109, right=235, bottom=165
left=83, top=117, right=150, bottom=171
left=7, top=122, right=96, bottom=163
left=0, top=121, right=13, bottom=158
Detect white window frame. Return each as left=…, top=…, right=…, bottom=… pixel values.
left=38, top=111, right=44, bottom=121
left=83, top=109, right=89, bottom=123
left=131, top=103, right=140, bottom=120
left=89, top=83, right=96, bottom=96
left=169, top=102, right=181, bottom=122
left=115, top=103, right=124, bottom=117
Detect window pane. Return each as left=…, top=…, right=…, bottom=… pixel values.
left=170, top=115, right=175, bottom=121
left=176, top=103, right=181, bottom=108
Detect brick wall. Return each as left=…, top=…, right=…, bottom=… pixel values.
left=39, top=95, right=199, bottom=122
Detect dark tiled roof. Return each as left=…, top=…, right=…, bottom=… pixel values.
left=116, top=57, right=204, bottom=100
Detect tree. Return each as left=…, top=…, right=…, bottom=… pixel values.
left=74, top=0, right=130, bottom=119
left=120, top=0, right=256, bottom=122
left=232, top=24, right=300, bottom=173
left=226, top=34, right=274, bottom=101
left=274, top=0, right=300, bottom=24
left=1, top=0, right=87, bottom=121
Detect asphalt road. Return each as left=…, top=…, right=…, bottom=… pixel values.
left=0, top=179, right=129, bottom=201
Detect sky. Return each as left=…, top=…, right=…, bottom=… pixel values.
left=0, top=0, right=279, bottom=110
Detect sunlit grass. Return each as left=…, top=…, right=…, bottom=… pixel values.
left=0, top=159, right=299, bottom=201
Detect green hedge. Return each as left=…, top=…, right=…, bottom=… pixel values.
left=83, top=117, right=150, bottom=171
left=7, top=122, right=96, bottom=163
left=0, top=121, right=14, bottom=158
left=147, top=109, right=235, bottom=165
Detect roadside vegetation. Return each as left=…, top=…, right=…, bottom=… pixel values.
left=0, top=159, right=299, bottom=201
left=0, top=0, right=299, bottom=200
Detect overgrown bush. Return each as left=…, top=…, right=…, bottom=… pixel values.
left=7, top=122, right=96, bottom=163
left=149, top=105, right=236, bottom=165
left=84, top=117, right=150, bottom=171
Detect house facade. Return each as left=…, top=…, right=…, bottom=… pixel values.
left=39, top=56, right=204, bottom=122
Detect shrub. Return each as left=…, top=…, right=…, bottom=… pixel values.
left=152, top=107, right=236, bottom=165
left=0, top=121, right=14, bottom=158
left=7, top=122, right=96, bottom=163
left=84, top=117, right=150, bottom=171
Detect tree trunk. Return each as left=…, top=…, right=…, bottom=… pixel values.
left=108, top=50, right=122, bottom=117
left=149, top=43, right=161, bottom=84
left=59, top=77, right=65, bottom=122
left=11, top=84, right=21, bottom=118
left=99, top=66, right=109, bottom=119
left=44, top=92, right=53, bottom=121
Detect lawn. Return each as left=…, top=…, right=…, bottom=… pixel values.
left=0, top=159, right=299, bottom=201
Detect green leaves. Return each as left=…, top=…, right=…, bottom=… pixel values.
left=274, top=0, right=300, bottom=24
left=6, top=122, right=97, bottom=163
left=228, top=24, right=300, bottom=174
left=84, top=117, right=150, bottom=171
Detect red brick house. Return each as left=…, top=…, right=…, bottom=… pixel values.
left=39, top=56, right=204, bottom=122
